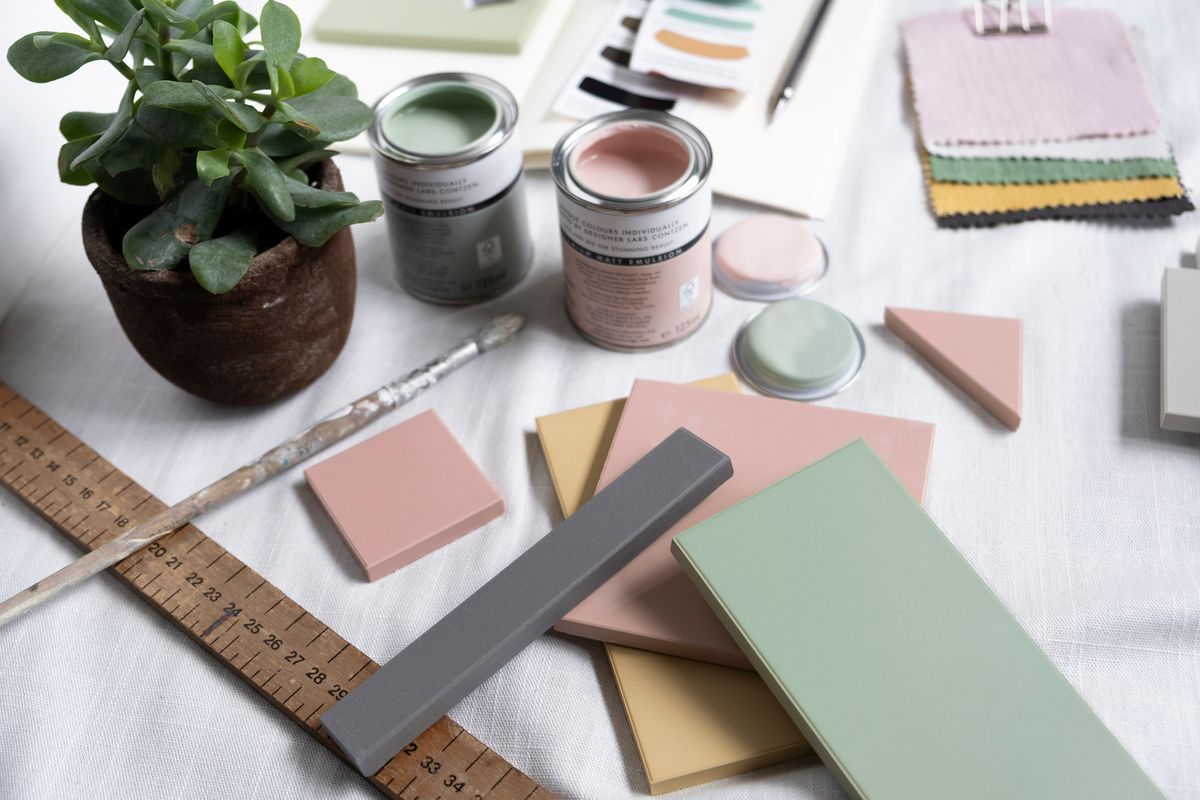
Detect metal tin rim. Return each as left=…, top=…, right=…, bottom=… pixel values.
left=713, top=237, right=830, bottom=302
left=370, top=73, right=518, bottom=169
left=732, top=305, right=866, bottom=401
left=551, top=110, right=712, bottom=215
left=566, top=118, right=697, bottom=205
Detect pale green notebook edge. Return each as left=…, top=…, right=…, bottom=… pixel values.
left=313, top=0, right=550, bottom=54
left=671, top=439, right=1166, bottom=800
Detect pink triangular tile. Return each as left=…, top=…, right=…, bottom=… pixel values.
left=886, top=307, right=1023, bottom=430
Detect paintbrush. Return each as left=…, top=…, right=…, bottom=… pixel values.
left=0, top=313, right=525, bottom=629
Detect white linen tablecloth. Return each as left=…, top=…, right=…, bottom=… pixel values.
left=2, top=1, right=1198, bottom=798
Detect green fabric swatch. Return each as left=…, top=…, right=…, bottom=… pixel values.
left=672, top=440, right=1167, bottom=800
left=929, top=154, right=1178, bottom=185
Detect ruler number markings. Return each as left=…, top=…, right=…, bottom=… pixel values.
left=0, top=389, right=550, bottom=799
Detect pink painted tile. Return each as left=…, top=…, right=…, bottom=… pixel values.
left=886, top=307, right=1023, bottom=431
left=554, top=380, right=935, bottom=668
left=305, top=410, right=504, bottom=581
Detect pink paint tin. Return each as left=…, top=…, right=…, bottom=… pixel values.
left=551, top=110, right=713, bottom=351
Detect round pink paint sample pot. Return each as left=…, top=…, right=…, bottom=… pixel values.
left=713, top=214, right=828, bottom=301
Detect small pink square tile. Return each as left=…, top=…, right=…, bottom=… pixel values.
left=305, top=410, right=504, bottom=581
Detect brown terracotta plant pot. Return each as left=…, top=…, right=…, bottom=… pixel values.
left=82, top=160, right=356, bottom=406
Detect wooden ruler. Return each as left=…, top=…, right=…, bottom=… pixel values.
left=0, top=382, right=554, bottom=800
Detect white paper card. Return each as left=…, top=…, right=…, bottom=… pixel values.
left=553, top=0, right=701, bottom=121
left=629, top=0, right=765, bottom=91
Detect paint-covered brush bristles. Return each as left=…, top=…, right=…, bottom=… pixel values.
left=475, top=313, right=526, bottom=352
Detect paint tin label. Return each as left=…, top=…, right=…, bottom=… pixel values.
left=371, top=74, right=533, bottom=305
left=558, top=189, right=712, bottom=350
left=377, top=134, right=523, bottom=214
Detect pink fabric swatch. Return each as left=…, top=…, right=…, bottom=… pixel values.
left=903, top=10, right=1158, bottom=145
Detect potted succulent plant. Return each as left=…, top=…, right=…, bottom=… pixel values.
left=8, top=0, right=382, bottom=405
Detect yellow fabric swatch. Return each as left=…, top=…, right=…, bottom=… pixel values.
left=921, top=151, right=1185, bottom=216
left=535, top=375, right=811, bottom=795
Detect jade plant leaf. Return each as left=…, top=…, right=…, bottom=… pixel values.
left=92, top=164, right=161, bottom=205
left=31, top=32, right=94, bottom=50
left=104, top=8, right=145, bottom=63
left=289, top=96, right=371, bottom=143
left=254, top=125, right=311, bottom=157
left=215, top=118, right=247, bottom=147
left=189, top=227, right=257, bottom=293
left=270, top=200, right=382, bottom=247
left=98, top=118, right=165, bottom=174
left=122, top=177, right=231, bottom=270
left=283, top=175, right=359, bottom=208
left=151, top=147, right=184, bottom=197
left=59, top=137, right=100, bottom=185
left=196, top=147, right=231, bottom=185
left=72, top=0, right=137, bottom=30
left=180, top=54, right=234, bottom=88
left=290, top=56, right=333, bottom=95
left=70, top=80, right=135, bottom=170
left=211, top=19, right=245, bottom=83
left=135, top=64, right=171, bottom=90
left=7, top=31, right=101, bottom=83
left=53, top=0, right=104, bottom=42
left=277, top=148, right=335, bottom=173
left=194, top=80, right=266, bottom=131
left=177, top=0, right=215, bottom=15
left=233, top=148, right=294, bottom=221
left=285, top=76, right=370, bottom=142
left=299, top=72, right=356, bottom=98
left=233, top=50, right=266, bottom=90
left=59, top=110, right=115, bottom=140
left=163, top=39, right=214, bottom=62
left=273, top=101, right=321, bottom=139
left=260, top=0, right=300, bottom=68
left=194, top=1, right=253, bottom=30
left=141, top=0, right=199, bottom=32
left=266, top=62, right=295, bottom=100
left=137, top=103, right=221, bottom=147
left=143, top=79, right=236, bottom=111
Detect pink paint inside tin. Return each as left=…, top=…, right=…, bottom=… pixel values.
left=569, top=123, right=692, bottom=199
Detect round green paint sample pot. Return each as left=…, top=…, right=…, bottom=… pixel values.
left=734, top=298, right=865, bottom=401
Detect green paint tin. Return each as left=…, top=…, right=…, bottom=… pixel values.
left=370, top=73, right=533, bottom=304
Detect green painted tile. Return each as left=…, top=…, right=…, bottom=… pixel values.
left=672, top=440, right=1166, bottom=800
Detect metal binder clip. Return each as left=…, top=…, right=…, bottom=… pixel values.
left=973, top=0, right=1053, bottom=36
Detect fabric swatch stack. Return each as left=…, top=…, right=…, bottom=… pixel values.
left=902, top=8, right=1192, bottom=228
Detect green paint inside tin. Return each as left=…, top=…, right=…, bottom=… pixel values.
left=383, top=83, right=500, bottom=156
left=744, top=298, right=860, bottom=390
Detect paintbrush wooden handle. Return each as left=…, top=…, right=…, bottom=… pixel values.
left=0, top=314, right=524, bottom=628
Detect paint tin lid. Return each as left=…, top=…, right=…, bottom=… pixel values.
left=370, top=73, right=518, bottom=168
left=714, top=215, right=828, bottom=301
left=551, top=109, right=712, bottom=214
left=733, top=298, right=864, bottom=401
